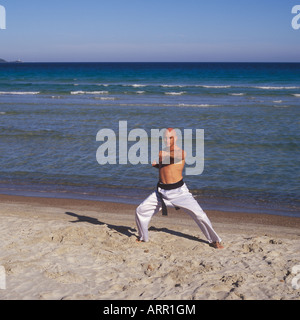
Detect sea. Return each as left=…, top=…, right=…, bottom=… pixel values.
left=0, top=62, right=299, bottom=217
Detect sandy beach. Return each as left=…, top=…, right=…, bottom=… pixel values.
left=0, top=193, right=299, bottom=300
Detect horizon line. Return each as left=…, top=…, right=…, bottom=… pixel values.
left=2, top=61, right=300, bottom=64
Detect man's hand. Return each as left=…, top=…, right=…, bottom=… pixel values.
left=152, top=160, right=159, bottom=169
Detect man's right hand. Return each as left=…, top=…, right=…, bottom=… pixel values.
left=152, top=161, right=159, bottom=168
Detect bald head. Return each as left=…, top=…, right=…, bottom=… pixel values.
left=164, top=127, right=178, bottom=147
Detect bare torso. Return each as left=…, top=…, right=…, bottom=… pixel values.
left=153, top=147, right=186, bottom=184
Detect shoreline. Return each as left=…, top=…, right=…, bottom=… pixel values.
left=1, top=193, right=300, bottom=229
left=0, top=181, right=299, bottom=219
left=0, top=193, right=300, bottom=300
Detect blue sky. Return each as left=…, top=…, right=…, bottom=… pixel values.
left=0, top=0, right=299, bottom=62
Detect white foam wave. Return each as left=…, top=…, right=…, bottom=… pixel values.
left=255, top=86, right=299, bottom=90
left=71, top=91, right=109, bottom=95
left=122, top=84, right=146, bottom=88
left=165, top=91, right=186, bottom=95
left=161, top=84, right=185, bottom=88
left=94, top=97, right=116, bottom=100
left=292, top=94, right=300, bottom=97
left=132, top=84, right=146, bottom=87
left=229, top=93, right=245, bottom=96
left=71, top=91, right=85, bottom=95
left=162, top=84, right=231, bottom=89
left=178, top=103, right=218, bottom=107
left=136, top=91, right=145, bottom=94
left=0, top=91, right=40, bottom=95
left=202, top=85, right=231, bottom=88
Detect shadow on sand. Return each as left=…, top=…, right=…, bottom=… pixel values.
left=65, top=211, right=136, bottom=238
left=65, top=211, right=207, bottom=244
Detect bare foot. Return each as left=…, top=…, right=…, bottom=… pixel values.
left=210, top=242, right=224, bottom=249
left=136, top=238, right=145, bottom=243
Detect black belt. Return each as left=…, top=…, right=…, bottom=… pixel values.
left=156, top=179, right=184, bottom=216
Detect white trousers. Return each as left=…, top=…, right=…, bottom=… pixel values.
left=135, top=183, right=222, bottom=243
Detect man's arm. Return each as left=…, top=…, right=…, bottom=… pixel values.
left=165, top=149, right=186, bottom=164
left=152, top=150, right=185, bottom=168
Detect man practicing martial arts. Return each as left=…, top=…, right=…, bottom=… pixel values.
left=135, top=128, right=224, bottom=249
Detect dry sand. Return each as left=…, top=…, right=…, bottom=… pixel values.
left=0, top=194, right=300, bottom=300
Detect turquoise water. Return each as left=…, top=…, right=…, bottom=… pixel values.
left=0, top=63, right=299, bottom=216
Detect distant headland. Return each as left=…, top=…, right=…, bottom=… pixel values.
left=0, top=58, right=23, bottom=63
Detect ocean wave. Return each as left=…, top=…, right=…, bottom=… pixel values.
left=162, top=84, right=298, bottom=90
left=160, top=84, right=186, bottom=88
left=165, top=91, right=186, bottom=95
left=255, top=86, right=299, bottom=90
left=292, top=94, right=300, bottom=97
left=71, top=91, right=109, bottom=95
left=111, top=103, right=219, bottom=108
left=201, top=85, right=232, bottom=88
left=94, top=97, right=116, bottom=100
left=122, top=84, right=146, bottom=88
left=132, top=84, right=146, bottom=88
left=0, top=91, right=40, bottom=95
left=229, top=93, right=245, bottom=96
left=161, top=84, right=232, bottom=89
left=178, top=103, right=218, bottom=107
